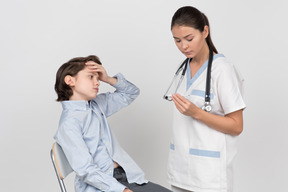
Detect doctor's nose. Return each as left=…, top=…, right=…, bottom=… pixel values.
left=181, top=42, right=189, bottom=50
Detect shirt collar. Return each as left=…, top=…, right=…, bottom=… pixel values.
left=61, top=100, right=94, bottom=110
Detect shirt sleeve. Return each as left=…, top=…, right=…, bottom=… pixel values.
left=94, top=73, right=140, bottom=117
left=54, top=119, right=126, bottom=192
left=215, top=61, right=246, bottom=115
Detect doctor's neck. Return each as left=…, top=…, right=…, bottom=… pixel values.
left=190, top=44, right=210, bottom=65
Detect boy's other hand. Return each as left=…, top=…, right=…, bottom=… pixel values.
left=123, top=189, right=133, bottom=192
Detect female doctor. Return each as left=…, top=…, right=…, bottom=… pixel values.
left=165, top=6, right=246, bottom=192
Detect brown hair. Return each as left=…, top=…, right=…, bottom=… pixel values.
left=54, top=55, right=102, bottom=101
left=171, top=6, right=218, bottom=53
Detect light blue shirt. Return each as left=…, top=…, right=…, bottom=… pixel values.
left=54, top=73, right=148, bottom=192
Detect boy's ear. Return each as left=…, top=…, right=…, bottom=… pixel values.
left=64, top=75, right=75, bottom=86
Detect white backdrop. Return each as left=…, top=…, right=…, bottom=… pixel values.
left=1, top=0, right=287, bottom=191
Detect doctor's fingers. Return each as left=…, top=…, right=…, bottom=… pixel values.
left=172, top=96, right=187, bottom=113
left=173, top=94, right=197, bottom=116
left=173, top=101, right=186, bottom=114
left=172, top=94, right=189, bottom=105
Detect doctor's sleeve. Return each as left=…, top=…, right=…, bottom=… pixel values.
left=216, top=63, right=246, bottom=115
left=54, top=120, right=126, bottom=192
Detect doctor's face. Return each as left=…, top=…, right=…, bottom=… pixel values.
left=172, top=25, right=208, bottom=58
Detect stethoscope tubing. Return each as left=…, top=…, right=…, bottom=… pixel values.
left=163, top=58, right=188, bottom=101
left=164, top=47, right=213, bottom=112
left=204, top=47, right=213, bottom=102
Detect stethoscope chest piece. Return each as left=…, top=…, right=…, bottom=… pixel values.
left=202, top=102, right=212, bottom=112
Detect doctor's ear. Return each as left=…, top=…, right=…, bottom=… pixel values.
left=64, top=75, right=75, bottom=86
left=203, top=25, right=209, bottom=38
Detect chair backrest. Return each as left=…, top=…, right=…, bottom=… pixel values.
left=51, top=142, right=73, bottom=192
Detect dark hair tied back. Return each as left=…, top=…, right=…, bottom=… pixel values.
left=171, top=6, right=218, bottom=53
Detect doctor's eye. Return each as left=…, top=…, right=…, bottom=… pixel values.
left=187, top=38, right=193, bottom=42
left=174, top=39, right=181, bottom=43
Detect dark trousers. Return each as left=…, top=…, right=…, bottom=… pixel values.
left=113, top=166, right=172, bottom=192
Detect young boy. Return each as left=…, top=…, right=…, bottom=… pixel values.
left=54, top=55, right=171, bottom=192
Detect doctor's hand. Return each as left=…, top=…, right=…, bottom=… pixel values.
left=86, top=61, right=117, bottom=85
left=172, top=94, right=202, bottom=118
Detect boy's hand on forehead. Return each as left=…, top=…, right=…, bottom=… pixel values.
left=86, top=61, right=107, bottom=81
left=85, top=61, right=117, bottom=85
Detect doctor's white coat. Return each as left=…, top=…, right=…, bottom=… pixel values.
left=167, top=55, right=246, bottom=192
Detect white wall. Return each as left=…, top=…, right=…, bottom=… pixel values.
left=1, top=0, right=287, bottom=191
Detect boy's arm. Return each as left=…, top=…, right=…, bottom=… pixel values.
left=86, top=61, right=139, bottom=117
left=94, top=73, right=140, bottom=117
left=55, top=120, right=126, bottom=192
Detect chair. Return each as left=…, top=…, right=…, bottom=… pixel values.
left=51, top=142, right=73, bottom=192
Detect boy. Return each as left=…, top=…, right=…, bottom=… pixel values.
left=54, top=55, right=171, bottom=192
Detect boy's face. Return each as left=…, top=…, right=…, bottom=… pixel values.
left=68, top=67, right=100, bottom=101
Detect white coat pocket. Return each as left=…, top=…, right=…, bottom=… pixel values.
left=167, top=144, right=190, bottom=185
left=188, top=148, right=222, bottom=189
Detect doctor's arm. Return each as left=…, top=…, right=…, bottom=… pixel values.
left=172, top=94, right=243, bottom=136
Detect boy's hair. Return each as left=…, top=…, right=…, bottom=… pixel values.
left=55, top=55, right=102, bottom=101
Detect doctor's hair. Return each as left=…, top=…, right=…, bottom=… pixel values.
left=54, top=55, right=102, bottom=101
left=171, top=6, right=218, bottom=54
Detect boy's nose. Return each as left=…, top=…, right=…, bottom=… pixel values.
left=94, top=79, right=100, bottom=86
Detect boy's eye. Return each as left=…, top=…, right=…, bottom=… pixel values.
left=89, top=75, right=93, bottom=79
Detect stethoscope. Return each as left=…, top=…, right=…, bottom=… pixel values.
left=163, top=47, right=213, bottom=112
